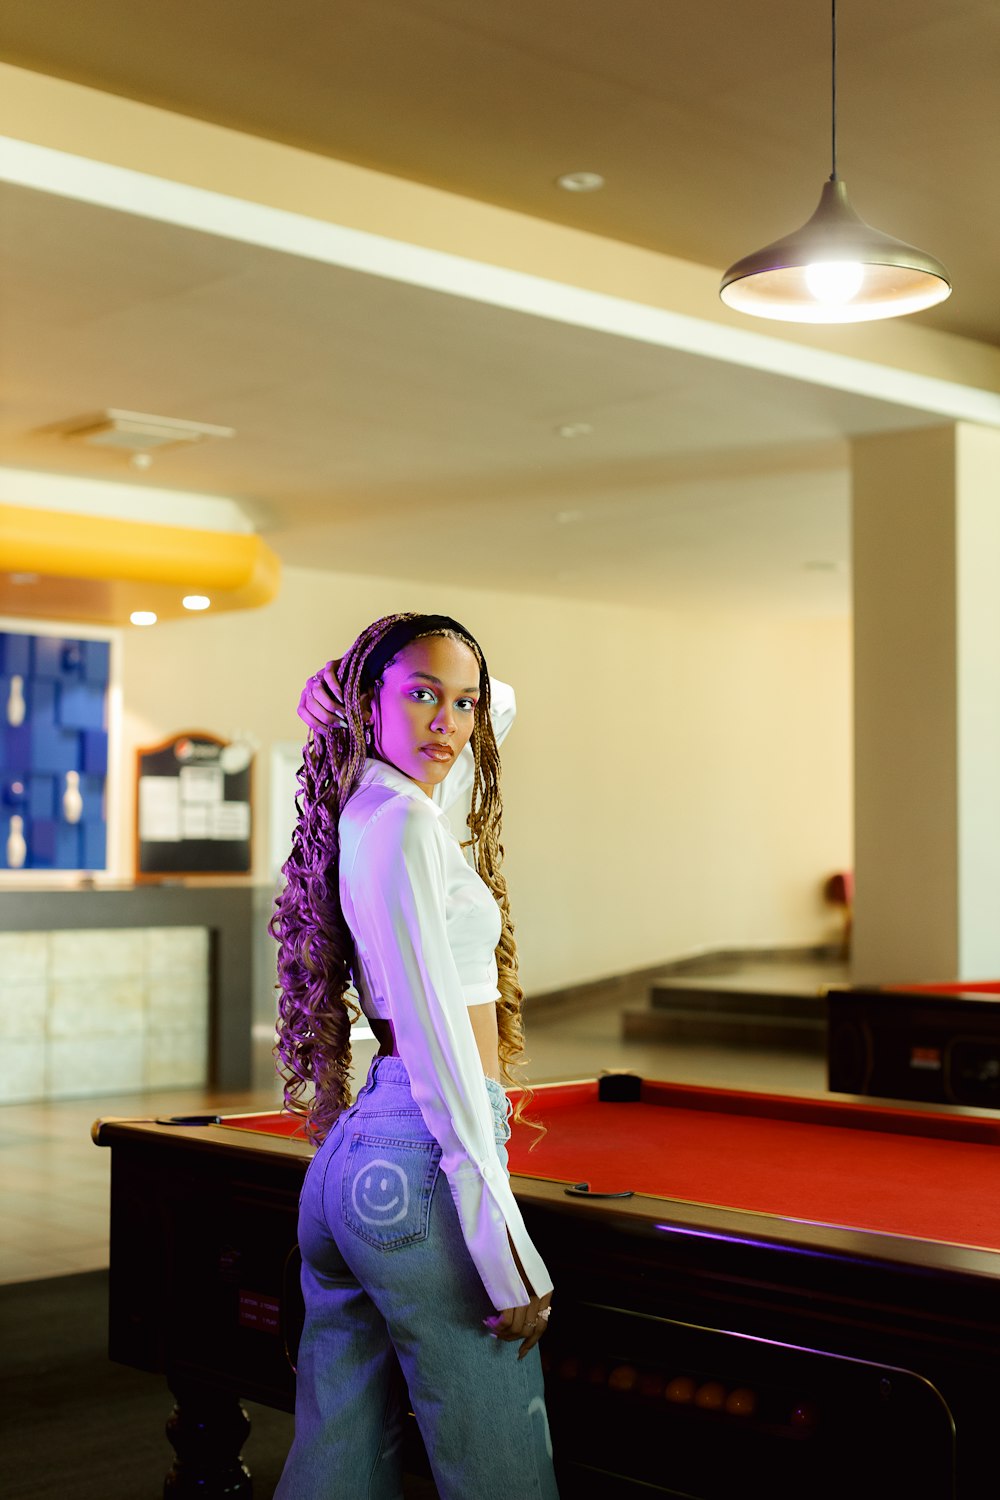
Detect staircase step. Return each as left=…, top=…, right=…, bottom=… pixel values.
left=622, top=1006, right=826, bottom=1053
left=648, top=980, right=825, bottom=1021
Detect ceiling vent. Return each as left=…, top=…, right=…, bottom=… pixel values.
left=57, top=409, right=235, bottom=453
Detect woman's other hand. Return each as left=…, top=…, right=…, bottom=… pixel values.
left=297, top=659, right=346, bottom=732
left=482, top=1233, right=553, bottom=1358
left=483, top=1291, right=553, bottom=1360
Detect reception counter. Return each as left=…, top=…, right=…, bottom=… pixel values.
left=0, top=884, right=254, bottom=1104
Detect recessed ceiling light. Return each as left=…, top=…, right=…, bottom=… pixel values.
left=555, top=172, right=605, bottom=193
left=130, top=610, right=158, bottom=626
left=183, top=595, right=211, bottom=611
left=555, top=422, right=593, bottom=438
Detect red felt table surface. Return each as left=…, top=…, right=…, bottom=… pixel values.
left=219, top=1112, right=310, bottom=1140
left=220, top=1081, right=1000, bottom=1252
left=505, top=1081, right=1000, bottom=1253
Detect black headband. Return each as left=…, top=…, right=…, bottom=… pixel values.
left=359, top=614, right=487, bottom=693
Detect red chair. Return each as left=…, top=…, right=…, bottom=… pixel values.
left=823, top=870, right=854, bottom=958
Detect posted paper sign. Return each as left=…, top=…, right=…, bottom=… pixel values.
left=180, top=803, right=213, bottom=839
left=212, top=801, right=251, bottom=840
left=178, top=765, right=224, bottom=803
left=138, top=777, right=181, bottom=842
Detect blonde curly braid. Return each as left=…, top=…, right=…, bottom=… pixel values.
left=270, top=612, right=542, bottom=1145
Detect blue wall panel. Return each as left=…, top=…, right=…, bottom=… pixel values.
left=0, top=633, right=31, bottom=676
left=30, top=680, right=56, bottom=727
left=56, top=823, right=82, bottom=868
left=4, top=724, right=31, bottom=773
left=31, top=725, right=81, bottom=776
left=59, top=680, right=106, bottom=731
left=1, top=632, right=110, bottom=871
left=82, top=819, right=106, bottom=870
left=30, top=819, right=57, bottom=864
left=33, top=636, right=69, bottom=679
left=83, top=731, right=108, bottom=777
left=29, top=776, right=56, bottom=820
left=81, top=774, right=104, bottom=812
left=83, top=640, right=110, bottom=685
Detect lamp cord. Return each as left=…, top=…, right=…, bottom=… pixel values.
left=830, top=0, right=839, bottom=181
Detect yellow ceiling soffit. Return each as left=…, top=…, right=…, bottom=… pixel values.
left=0, top=503, right=280, bottom=624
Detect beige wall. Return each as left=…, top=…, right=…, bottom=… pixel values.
left=119, top=565, right=852, bottom=996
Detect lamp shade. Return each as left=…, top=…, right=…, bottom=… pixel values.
left=719, top=179, right=951, bottom=323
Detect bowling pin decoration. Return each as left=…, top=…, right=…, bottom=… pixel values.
left=6, top=675, right=25, bottom=727
left=63, top=770, right=84, bottom=824
left=6, top=814, right=26, bottom=869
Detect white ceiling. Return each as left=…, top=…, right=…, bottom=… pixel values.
left=2, top=178, right=957, bottom=614
left=3, top=0, right=997, bottom=344
left=2, top=0, right=998, bottom=615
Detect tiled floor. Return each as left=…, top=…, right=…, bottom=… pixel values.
left=0, top=965, right=832, bottom=1285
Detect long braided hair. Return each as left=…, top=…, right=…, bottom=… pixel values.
left=270, top=612, right=540, bottom=1144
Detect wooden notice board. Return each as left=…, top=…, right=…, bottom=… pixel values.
left=135, top=731, right=253, bottom=878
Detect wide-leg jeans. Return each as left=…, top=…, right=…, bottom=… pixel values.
left=274, top=1054, right=560, bottom=1500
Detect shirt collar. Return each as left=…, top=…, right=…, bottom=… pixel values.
left=358, top=756, right=450, bottom=824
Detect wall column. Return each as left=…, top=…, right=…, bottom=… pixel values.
left=851, top=422, right=1000, bottom=982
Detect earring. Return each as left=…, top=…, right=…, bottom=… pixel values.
left=364, top=724, right=372, bottom=748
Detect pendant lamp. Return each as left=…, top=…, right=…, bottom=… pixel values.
left=719, top=0, right=951, bottom=323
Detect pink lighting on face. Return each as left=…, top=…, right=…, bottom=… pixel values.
left=369, top=636, right=480, bottom=797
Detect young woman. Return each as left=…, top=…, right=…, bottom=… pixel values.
left=271, top=611, right=559, bottom=1500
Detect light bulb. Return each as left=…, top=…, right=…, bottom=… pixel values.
left=804, top=260, right=864, bottom=304
left=182, top=595, right=211, bottom=611
left=130, top=611, right=158, bottom=627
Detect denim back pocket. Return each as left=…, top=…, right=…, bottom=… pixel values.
left=342, top=1133, right=442, bottom=1251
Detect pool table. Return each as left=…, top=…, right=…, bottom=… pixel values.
left=828, top=983, right=1000, bottom=1105
left=93, top=1074, right=1000, bottom=1498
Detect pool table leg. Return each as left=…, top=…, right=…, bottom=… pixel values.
left=163, top=1377, right=253, bottom=1499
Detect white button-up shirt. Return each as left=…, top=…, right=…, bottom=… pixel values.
left=337, top=679, right=553, bottom=1311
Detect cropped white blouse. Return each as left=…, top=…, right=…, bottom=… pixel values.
left=337, top=678, right=553, bottom=1311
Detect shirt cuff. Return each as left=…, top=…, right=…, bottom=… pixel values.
left=447, top=1157, right=554, bottom=1310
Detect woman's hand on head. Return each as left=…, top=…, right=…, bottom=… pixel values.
left=297, top=659, right=347, bottom=732
left=482, top=1289, right=553, bottom=1360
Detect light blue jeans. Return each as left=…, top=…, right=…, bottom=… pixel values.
left=274, top=1054, right=559, bottom=1500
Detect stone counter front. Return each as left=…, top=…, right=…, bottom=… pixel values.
left=0, top=886, right=253, bottom=1102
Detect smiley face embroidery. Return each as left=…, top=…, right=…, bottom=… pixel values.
left=351, top=1158, right=410, bottom=1225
